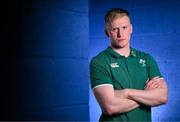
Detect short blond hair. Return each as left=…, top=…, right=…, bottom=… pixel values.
left=105, top=8, right=130, bottom=27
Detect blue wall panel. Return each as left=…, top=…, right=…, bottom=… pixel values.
left=3, top=0, right=89, bottom=121
left=89, top=0, right=180, bottom=121
left=22, top=8, right=88, bottom=58
left=20, top=0, right=89, bottom=120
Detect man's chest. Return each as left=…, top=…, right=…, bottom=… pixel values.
left=109, top=57, right=148, bottom=89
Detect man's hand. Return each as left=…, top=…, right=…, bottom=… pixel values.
left=145, top=77, right=164, bottom=90
left=124, top=76, right=168, bottom=106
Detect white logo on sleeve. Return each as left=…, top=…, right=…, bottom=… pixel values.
left=139, top=59, right=146, bottom=67
left=110, top=63, right=119, bottom=68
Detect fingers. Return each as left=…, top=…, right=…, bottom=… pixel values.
left=145, top=77, right=164, bottom=90
left=145, top=81, right=159, bottom=90
left=145, top=78, right=155, bottom=89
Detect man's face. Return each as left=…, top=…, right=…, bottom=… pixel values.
left=106, top=16, right=132, bottom=49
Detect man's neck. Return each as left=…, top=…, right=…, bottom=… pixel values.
left=111, top=46, right=130, bottom=58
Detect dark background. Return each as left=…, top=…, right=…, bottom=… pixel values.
left=2, top=0, right=89, bottom=121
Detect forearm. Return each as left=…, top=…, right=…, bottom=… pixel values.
left=127, top=88, right=168, bottom=106
left=106, top=97, right=139, bottom=114
left=93, top=86, right=140, bottom=115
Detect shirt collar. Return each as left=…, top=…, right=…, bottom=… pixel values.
left=106, top=47, right=136, bottom=58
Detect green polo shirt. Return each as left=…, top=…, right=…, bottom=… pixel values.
left=90, top=47, right=162, bottom=122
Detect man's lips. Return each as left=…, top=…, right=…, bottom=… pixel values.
left=117, top=39, right=125, bottom=41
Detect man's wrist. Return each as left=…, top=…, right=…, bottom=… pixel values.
left=126, top=89, right=136, bottom=99
left=125, top=89, right=132, bottom=99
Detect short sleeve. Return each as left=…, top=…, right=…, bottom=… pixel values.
left=89, top=58, right=113, bottom=90
left=146, top=54, right=162, bottom=79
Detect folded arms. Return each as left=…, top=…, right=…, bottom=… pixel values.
left=93, top=77, right=168, bottom=115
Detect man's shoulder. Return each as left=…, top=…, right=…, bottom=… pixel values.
left=92, top=49, right=108, bottom=60
left=132, top=48, right=157, bottom=64
left=132, top=48, right=152, bottom=58
left=90, top=48, right=110, bottom=65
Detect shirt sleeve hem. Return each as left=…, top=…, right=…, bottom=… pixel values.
left=150, top=76, right=163, bottom=79
left=92, top=84, right=113, bottom=91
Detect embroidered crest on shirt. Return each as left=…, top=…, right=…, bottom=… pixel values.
left=139, top=59, right=146, bottom=67
left=110, top=63, right=119, bottom=68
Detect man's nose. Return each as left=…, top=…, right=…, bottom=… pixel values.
left=117, top=29, right=122, bottom=37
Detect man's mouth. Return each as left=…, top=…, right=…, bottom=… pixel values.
left=118, top=39, right=125, bottom=41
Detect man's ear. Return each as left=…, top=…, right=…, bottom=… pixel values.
left=130, top=24, right=133, bottom=33
left=105, top=29, right=109, bottom=37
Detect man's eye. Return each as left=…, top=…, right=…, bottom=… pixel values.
left=122, top=26, right=128, bottom=30
left=112, top=28, right=118, bottom=32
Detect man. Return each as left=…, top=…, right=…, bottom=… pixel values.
left=89, top=8, right=168, bottom=121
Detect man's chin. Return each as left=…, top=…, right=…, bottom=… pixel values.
left=111, top=42, right=129, bottom=49
left=111, top=44, right=123, bottom=49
